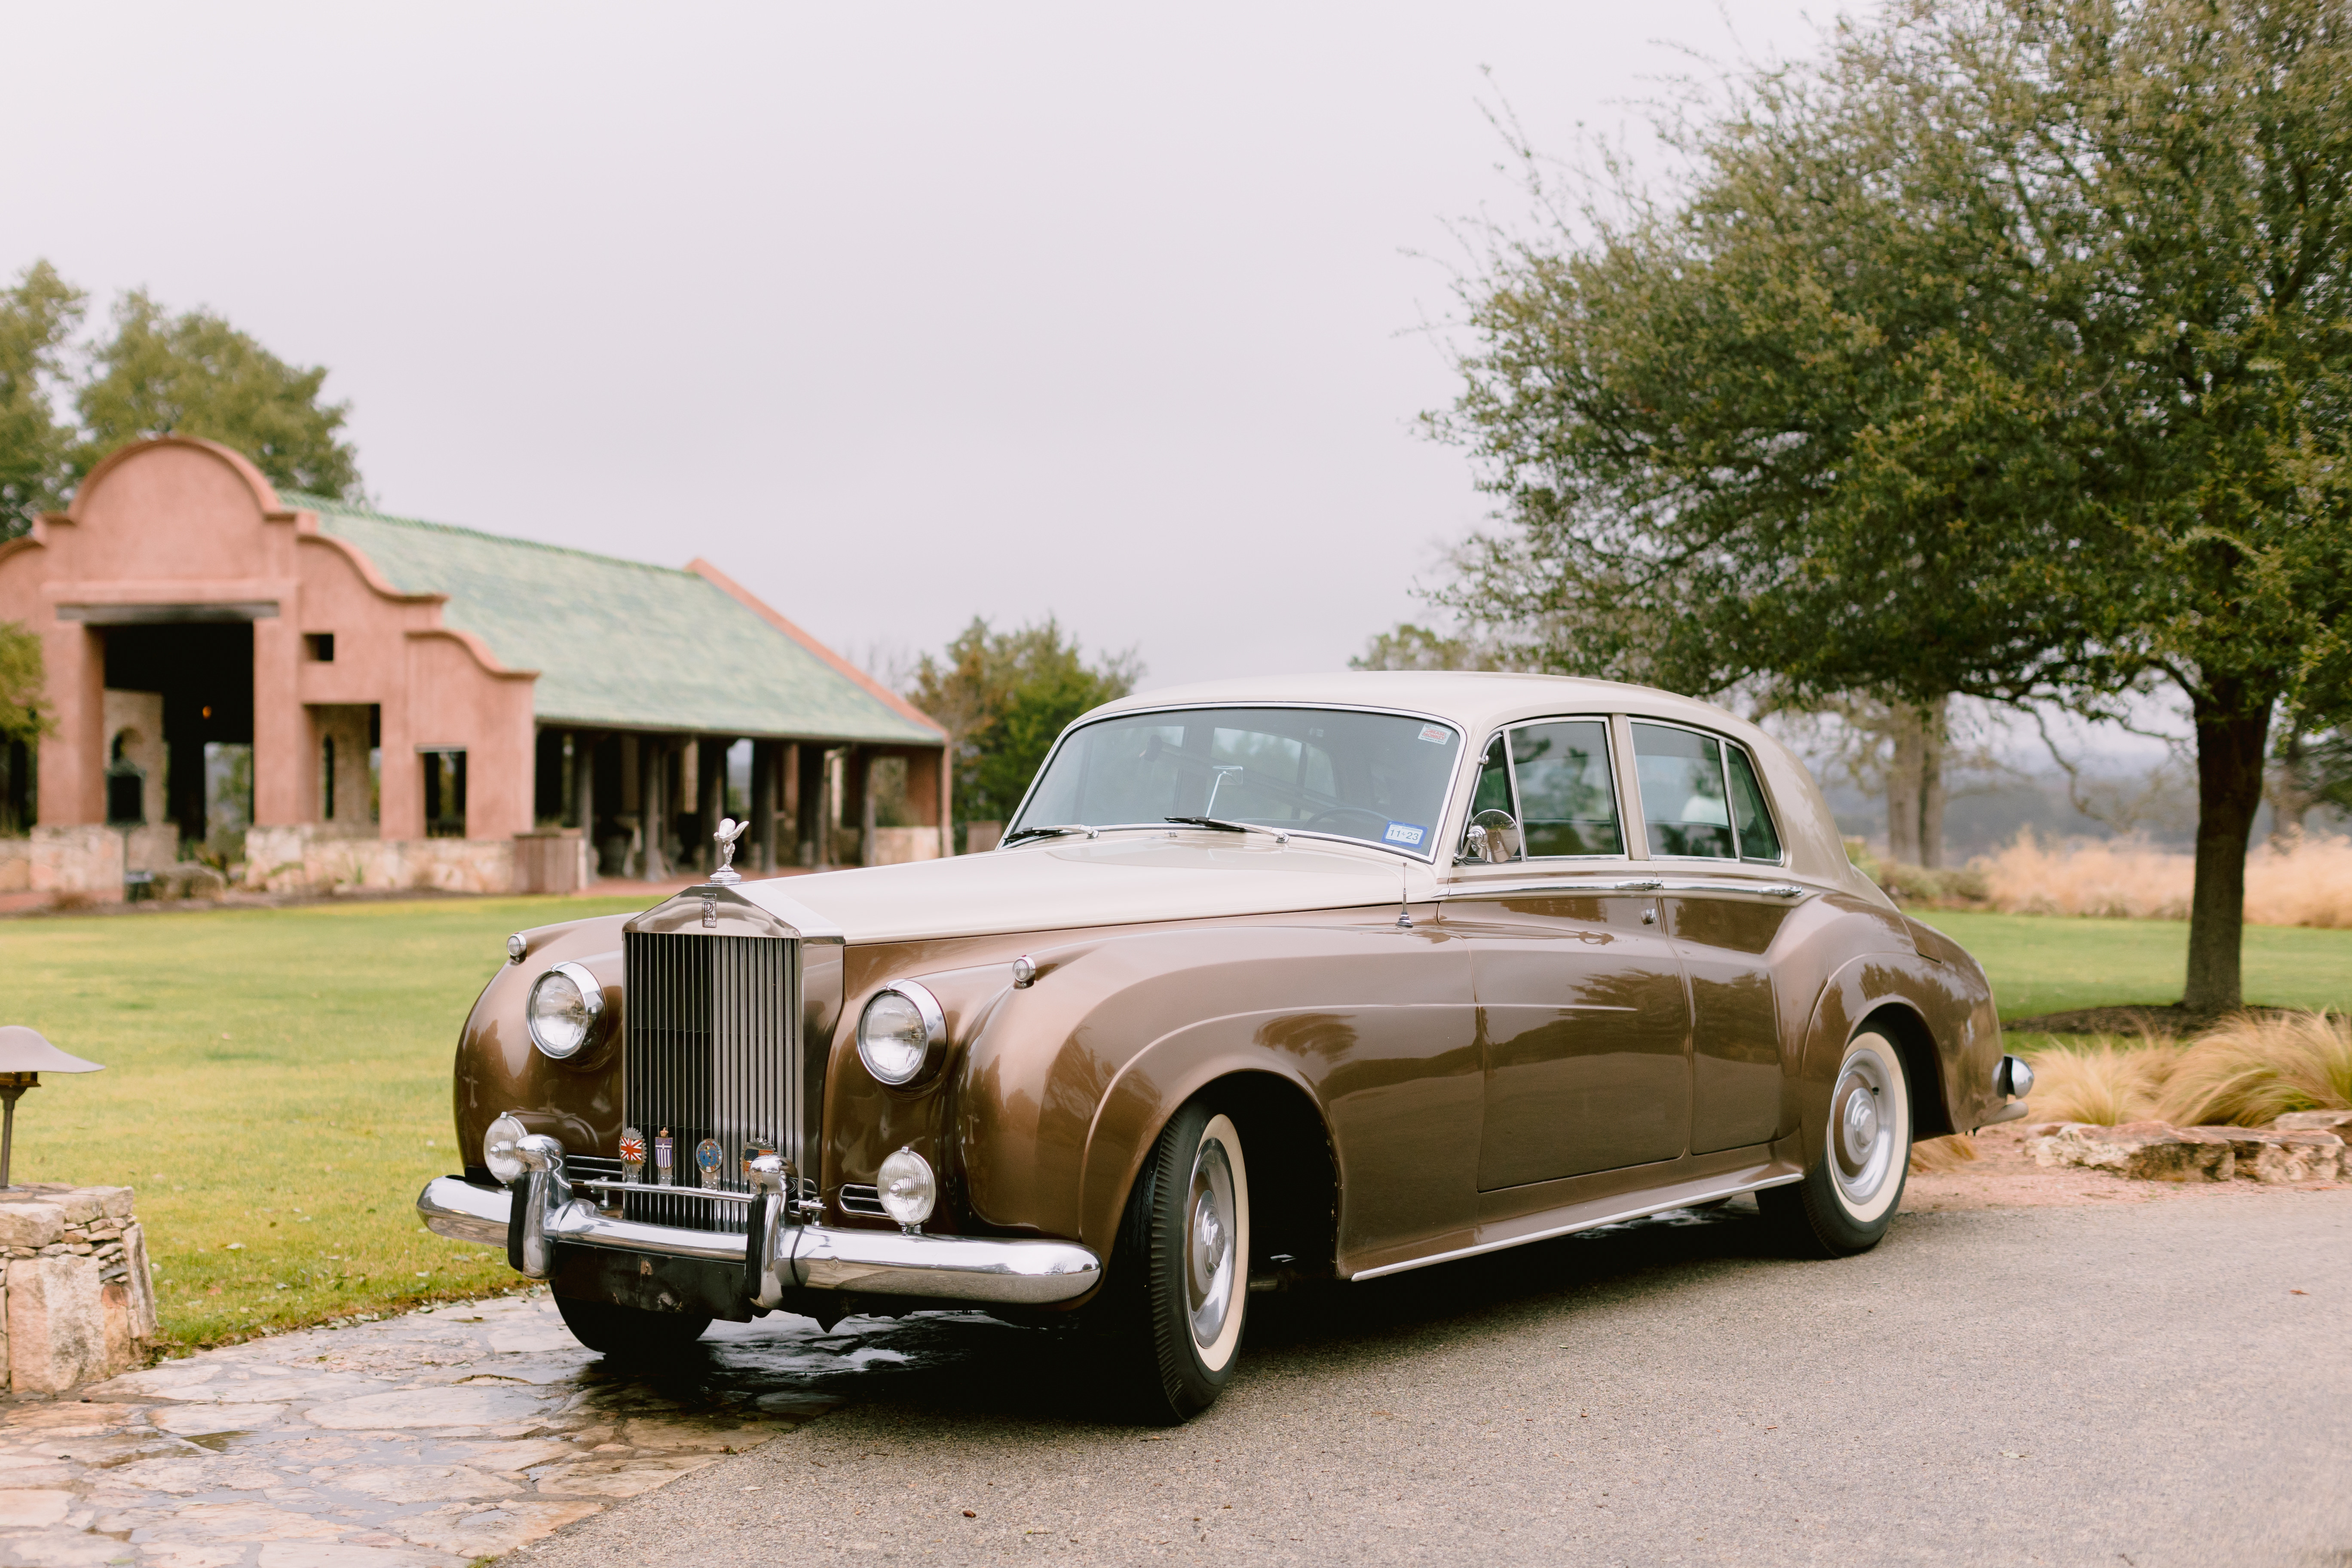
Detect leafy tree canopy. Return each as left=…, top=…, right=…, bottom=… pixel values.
left=0, top=262, right=85, bottom=535
left=0, top=619, right=47, bottom=748
left=906, top=617, right=1142, bottom=830
left=1430, top=0, right=2352, bottom=1014
left=74, top=290, right=359, bottom=499
left=0, top=262, right=363, bottom=541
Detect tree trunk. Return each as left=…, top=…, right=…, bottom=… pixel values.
left=1886, top=707, right=1923, bottom=867
left=2182, top=677, right=2272, bottom=1019
left=1919, top=696, right=1948, bottom=870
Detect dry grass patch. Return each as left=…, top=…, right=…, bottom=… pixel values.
left=1972, top=830, right=2352, bottom=927
left=2013, top=1010, right=2352, bottom=1129
left=1909, top=1133, right=1980, bottom=1173
left=2155, top=1010, right=2352, bottom=1127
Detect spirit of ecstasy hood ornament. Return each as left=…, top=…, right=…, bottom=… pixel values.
left=710, top=816, right=750, bottom=884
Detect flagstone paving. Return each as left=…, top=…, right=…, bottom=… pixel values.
left=0, top=1290, right=967, bottom=1568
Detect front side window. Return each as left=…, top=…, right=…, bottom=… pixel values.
left=1511, top=720, right=1622, bottom=857
left=1632, top=721, right=1781, bottom=863
left=1012, top=706, right=1464, bottom=857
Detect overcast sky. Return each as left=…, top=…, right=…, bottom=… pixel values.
left=7, top=3, right=1846, bottom=693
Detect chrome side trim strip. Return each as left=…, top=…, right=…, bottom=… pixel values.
left=1437, top=877, right=1817, bottom=901
left=1347, top=1170, right=1805, bottom=1281
left=416, top=1176, right=1102, bottom=1305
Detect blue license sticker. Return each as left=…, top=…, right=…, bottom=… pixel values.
left=1382, top=822, right=1427, bottom=847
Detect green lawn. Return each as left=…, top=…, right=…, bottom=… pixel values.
left=7, top=896, right=2348, bottom=1352
left=1911, top=910, right=2352, bottom=1019
left=0, top=895, right=645, bottom=1348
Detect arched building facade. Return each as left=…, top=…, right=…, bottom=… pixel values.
left=0, top=438, right=948, bottom=900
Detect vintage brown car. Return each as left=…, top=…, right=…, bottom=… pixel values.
left=419, top=672, right=2029, bottom=1420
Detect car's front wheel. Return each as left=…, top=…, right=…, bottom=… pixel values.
left=1761, top=1029, right=1912, bottom=1257
left=1100, top=1098, right=1252, bottom=1424
left=553, top=1293, right=712, bottom=1359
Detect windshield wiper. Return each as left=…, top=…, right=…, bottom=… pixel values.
left=1000, top=824, right=1098, bottom=847
left=1163, top=816, right=1291, bottom=844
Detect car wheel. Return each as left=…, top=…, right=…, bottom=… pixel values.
left=1761, top=1029, right=1911, bottom=1258
left=553, top=1293, right=712, bottom=1358
left=1103, top=1099, right=1252, bottom=1424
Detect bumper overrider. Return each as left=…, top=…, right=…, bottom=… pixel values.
left=414, top=1139, right=1101, bottom=1309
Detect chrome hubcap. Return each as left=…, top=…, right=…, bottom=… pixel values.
left=1830, top=1048, right=1896, bottom=1205
left=1185, top=1136, right=1238, bottom=1351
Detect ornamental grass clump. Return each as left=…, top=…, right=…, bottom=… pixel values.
left=2018, top=1035, right=2179, bottom=1126
left=2154, top=1011, right=2352, bottom=1129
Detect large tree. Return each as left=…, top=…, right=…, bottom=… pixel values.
left=1434, top=0, right=2352, bottom=1014
left=0, top=261, right=84, bottom=539
left=74, top=290, right=361, bottom=499
left=907, top=617, right=1141, bottom=836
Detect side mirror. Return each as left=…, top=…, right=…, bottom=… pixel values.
left=1458, top=809, right=1521, bottom=864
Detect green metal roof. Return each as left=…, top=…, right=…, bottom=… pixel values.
left=287, top=494, right=942, bottom=745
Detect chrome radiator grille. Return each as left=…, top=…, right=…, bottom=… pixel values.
left=621, top=930, right=802, bottom=1233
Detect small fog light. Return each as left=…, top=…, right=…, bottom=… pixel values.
left=1997, top=1054, right=2035, bottom=1099
left=506, top=933, right=529, bottom=965
left=484, top=1112, right=528, bottom=1185
left=877, top=1147, right=936, bottom=1231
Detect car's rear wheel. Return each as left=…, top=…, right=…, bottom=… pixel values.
left=553, top=1293, right=712, bottom=1358
left=1100, top=1098, right=1251, bottom=1424
left=1761, top=1029, right=1911, bottom=1257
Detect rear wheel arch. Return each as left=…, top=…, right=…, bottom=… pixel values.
left=1858, top=1002, right=1956, bottom=1141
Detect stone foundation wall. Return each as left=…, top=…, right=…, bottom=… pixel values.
left=0, top=839, right=26, bottom=893
left=0, top=1184, right=158, bottom=1395
left=244, top=825, right=519, bottom=894
left=30, top=826, right=125, bottom=903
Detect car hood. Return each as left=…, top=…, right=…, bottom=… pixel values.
left=735, top=833, right=1420, bottom=945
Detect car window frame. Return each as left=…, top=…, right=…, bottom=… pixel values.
left=1626, top=717, right=1789, bottom=867
left=1004, top=700, right=1474, bottom=864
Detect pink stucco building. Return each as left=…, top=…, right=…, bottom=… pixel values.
left=0, top=438, right=948, bottom=900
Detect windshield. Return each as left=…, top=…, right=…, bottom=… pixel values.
left=1010, top=706, right=1464, bottom=857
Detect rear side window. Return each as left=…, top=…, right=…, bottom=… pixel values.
left=1632, top=721, right=1783, bottom=863
left=1510, top=720, right=1622, bottom=857
left=1632, top=723, right=1733, bottom=858
left=1724, top=745, right=1783, bottom=863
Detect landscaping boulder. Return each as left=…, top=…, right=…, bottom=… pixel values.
left=2271, top=1109, right=2352, bottom=1137
left=2192, top=1126, right=2346, bottom=1185
left=2025, top=1121, right=2236, bottom=1181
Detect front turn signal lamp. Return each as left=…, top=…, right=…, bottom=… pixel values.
left=877, top=1146, right=937, bottom=1230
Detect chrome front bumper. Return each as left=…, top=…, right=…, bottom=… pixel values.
left=416, top=1174, right=1102, bottom=1307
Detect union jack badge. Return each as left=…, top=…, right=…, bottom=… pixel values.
left=695, top=1137, right=725, bottom=1189
left=619, top=1126, right=647, bottom=1182
left=654, top=1128, right=675, bottom=1187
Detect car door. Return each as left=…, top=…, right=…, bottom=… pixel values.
left=1448, top=719, right=1694, bottom=1191
left=1629, top=720, right=1795, bottom=1154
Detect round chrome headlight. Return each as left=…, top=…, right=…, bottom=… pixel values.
left=526, top=961, right=605, bottom=1061
left=857, top=982, right=945, bottom=1085
left=877, top=1146, right=937, bottom=1228
left=484, top=1111, right=528, bottom=1185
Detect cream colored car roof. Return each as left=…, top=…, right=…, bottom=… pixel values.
left=1079, top=670, right=1880, bottom=899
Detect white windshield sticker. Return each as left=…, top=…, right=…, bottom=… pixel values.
left=1383, top=822, right=1428, bottom=847
left=1418, top=725, right=1452, bottom=745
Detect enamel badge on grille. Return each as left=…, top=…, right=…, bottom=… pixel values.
left=695, top=1138, right=725, bottom=1190
left=741, top=1139, right=775, bottom=1179
left=654, top=1128, right=674, bottom=1187
left=619, top=1127, right=646, bottom=1183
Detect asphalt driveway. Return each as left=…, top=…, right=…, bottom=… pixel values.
left=520, top=1188, right=2351, bottom=1568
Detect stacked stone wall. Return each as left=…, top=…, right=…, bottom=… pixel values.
left=0, top=1184, right=158, bottom=1394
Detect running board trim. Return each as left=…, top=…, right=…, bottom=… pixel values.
left=1348, top=1170, right=1805, bottom=1282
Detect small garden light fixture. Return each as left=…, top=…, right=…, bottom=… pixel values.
left=0, top=1026, right=105, bottom=1189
